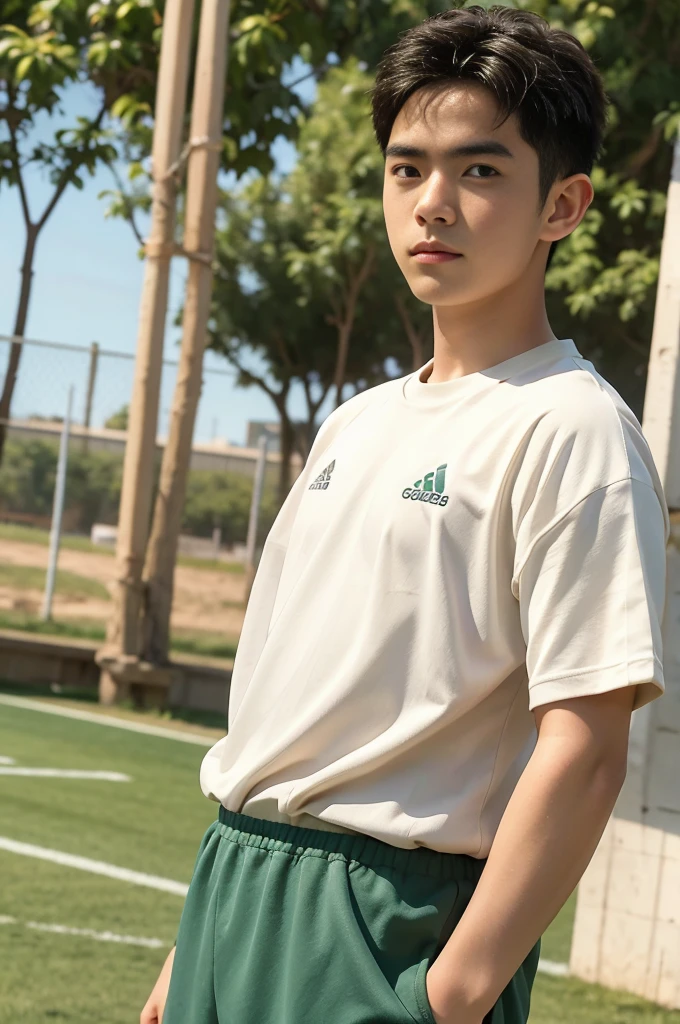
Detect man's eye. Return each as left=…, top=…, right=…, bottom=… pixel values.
left=465, top=164, right=499, bottom=178
left=392, top=165, right=420, bottom=178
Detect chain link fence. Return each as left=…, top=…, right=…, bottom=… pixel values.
left=0, top=333, right=241, bottom=437
left=0, top=333, right=304, bottom=649
left=0, top=333, right=292, bottom=548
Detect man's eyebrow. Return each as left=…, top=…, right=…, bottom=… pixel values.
left=384, top=141, right=514, bottom=160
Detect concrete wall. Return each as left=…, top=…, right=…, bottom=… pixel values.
left=0, top=629, right=232, bottom=717
left=569, top=514, right=680, bottom=1009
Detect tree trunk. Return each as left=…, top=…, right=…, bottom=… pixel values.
left=96, top=0, right=196, bottom=704
left=141, top=259, right=212, bottom=665
left=394, top=292, right=425, bottom=371
left=300, top=375, right=331, bottom=460
left=212, top=351, right=297, bottom=506
left=140, top=0, right=231, bottom=667
left=333, top=242, right=376, bottom=409
left=0, top=224, right=38, bottom=464
left=276, top=398, right=295, bottom=507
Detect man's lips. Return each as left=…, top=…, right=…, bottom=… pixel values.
left=411, top=251, right=462, bottom=264
left=409, top=241, right=462, bottom=263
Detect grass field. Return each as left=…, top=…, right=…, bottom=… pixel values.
left=0, top=563, right=110, bottom=601
left=0, top=690, right=678, bottom=1024
left=0, top=610, right=239, bottom=662
left=0, top=522, right=246, bottom=574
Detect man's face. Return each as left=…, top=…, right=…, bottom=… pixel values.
left=382, top=82, right=554, bottom=308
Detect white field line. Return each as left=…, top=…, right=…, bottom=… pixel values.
left=0, top=906, right=571, bottom=974
left=0, top=755, right=16, bottom=765
left=537, top=958, right=570, bottom=977
left=0, top=837, right=188, bottom=897
left=0, top=767, right=130, bottom=781
left=0, top=701, right=571, bottom=979
left=0, top=694, right=217, bottom=746
left=0, top=914, right=167, bottom=949
left=0, top=845, right=570, bottom=975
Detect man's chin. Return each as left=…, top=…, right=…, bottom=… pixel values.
left=406, top=281, right=469, bottom=307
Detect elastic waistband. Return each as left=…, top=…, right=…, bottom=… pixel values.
left=217, top=806, right=486, bottom=883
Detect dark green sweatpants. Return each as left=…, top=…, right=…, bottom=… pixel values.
left=163, top=806, right=541, bottom=1024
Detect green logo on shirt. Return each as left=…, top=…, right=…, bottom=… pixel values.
left=309, top=459, right=336, bottom=490
left=402, top=464, right=449, bottom=506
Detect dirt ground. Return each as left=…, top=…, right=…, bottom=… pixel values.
left=0, top=539, right=246, bottom=636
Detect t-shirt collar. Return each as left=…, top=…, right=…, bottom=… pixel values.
left=401, top=338, right=581, bottom=408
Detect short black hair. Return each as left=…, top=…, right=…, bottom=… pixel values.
left=371, top=5, right=608, bottom=269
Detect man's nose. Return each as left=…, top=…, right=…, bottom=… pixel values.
left=413, top=174, right=457, bottom=225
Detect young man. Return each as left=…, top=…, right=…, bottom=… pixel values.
left=142, top=7, right=670, bottom=1024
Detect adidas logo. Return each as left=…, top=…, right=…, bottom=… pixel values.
left=402, top=463, right=449, bottom=506
left=309, top=459, right=336, bottom=490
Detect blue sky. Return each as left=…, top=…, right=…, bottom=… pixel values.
left=0, top=61, right=341, bottom=445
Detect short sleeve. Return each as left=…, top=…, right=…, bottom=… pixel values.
left=513, top=477, right=668, bottom=712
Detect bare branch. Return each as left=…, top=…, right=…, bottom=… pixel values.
left=108, top=163, right=145, bottom=246
left=626, top=124, right=663, bottom=179
left=36, top=102, right=108, bottom=232
left=245, top=62, right=329, bottom=94
left=35, top=172, right=71, bottom=233
left=217, top=345, right=280, bottom=401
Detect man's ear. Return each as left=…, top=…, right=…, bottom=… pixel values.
left=540, top=174, right=594, bottom=245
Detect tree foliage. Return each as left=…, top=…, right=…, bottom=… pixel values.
left=284, top=58, right=387, bottom=407
left=520, top=0, right=680, bottom=416
left=104, top=404, right=130, bottom=430
left=0, top=439, right=123, bottom=528
left=98, top=0, right=451, bottom=231
left=0, top=437, right=276, bottom=541
left=212, top=0, right=680, bottom=448
left=4, top=0, right=679, bottom=477
left=0, top=0, right=164, bottom=460
left=208, top=61, right=430, bottom=497
left=183, top=468, right=279, bottom=544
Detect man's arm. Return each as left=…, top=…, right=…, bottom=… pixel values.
left=140, top=945, right=176, bottom=1024
left=425, top=685, right=636, bottom=1024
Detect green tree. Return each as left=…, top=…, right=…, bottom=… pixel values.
left=104, top=404, right=129, bottom=430
left=208, top=0, right=680, bottom=488
left=209, top=111, right=428, bottom=505
left=182, top=469, right=278, bottom=544
left=210, top=174, right=339, bottom=505
left=101, top=0, right=451, bottom=242
left=514, top=0, right=680, bottom=417
left=0, top=0, right=166, bottom=461
left=0, top=438, right=123, bottom=530
left=285, top=58, right=386, bottom=409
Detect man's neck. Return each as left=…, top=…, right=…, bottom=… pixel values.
left=425, top=278, right=556, bottom=384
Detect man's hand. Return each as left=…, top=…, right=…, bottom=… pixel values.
left=421, top=688, right=635, bottom=1021
left=425, top=962, right=486, bottom=1024
left=140, top=945, right=176, bottom=1024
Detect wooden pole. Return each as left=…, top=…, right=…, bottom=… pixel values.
left=97, top=0, right=196, bottom=704
left=82, top=341, right=99, bottom=453
left=243, top=432, right=269, bottom=608
left=141, top=0, right=231, bottom=666
left=569, top=130, right=680, bottom=1008
left=42, top=386, right=74, bottom=621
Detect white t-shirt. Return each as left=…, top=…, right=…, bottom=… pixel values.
left=200, top=338, right=669, bottom=857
